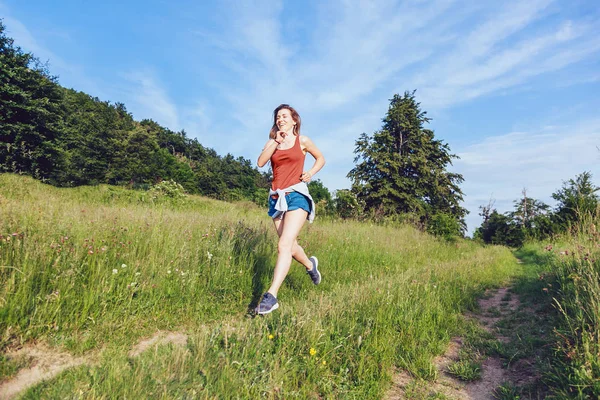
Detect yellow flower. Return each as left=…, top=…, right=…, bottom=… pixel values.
left=309, top=348, right=317, bottom=356
left=322, top=360, right=326, bottom=365
left=268, top=334, right=274, bottom=340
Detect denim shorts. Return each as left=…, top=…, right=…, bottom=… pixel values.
left=268, top=192, right=311, bottom=218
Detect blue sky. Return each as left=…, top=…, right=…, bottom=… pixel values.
left=2, top=0, right=599, bottom=233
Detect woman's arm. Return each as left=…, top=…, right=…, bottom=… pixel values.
left=300, top=135, right=326, bottom=182
left=257, top=131, right=287, bottom=167
left=257, top=139, right=278, bottom=167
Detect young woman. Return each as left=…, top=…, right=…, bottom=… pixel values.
left=255, top=104, right=326, bottom=314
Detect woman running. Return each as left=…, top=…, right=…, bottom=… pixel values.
left=255, top=104, right=326, bottom=314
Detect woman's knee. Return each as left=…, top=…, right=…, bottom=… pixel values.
left=278, top=237, right=294, bottom=253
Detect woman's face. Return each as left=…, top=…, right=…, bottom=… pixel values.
left=276, top=108, right=296, bottom=133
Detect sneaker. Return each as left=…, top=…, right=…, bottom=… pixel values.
left=307, top=256, right=321, bottom=285
left=256, top=292, right=279, bottom=315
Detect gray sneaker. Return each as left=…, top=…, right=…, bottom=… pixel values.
left=307, top=256, right=321, bottom=285
left=256, top=292, right=279, bottom=315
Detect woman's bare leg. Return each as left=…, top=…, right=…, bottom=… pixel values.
left=268, top=209, right=309, bottom=297
left=273, top=217, right=312, bottom=270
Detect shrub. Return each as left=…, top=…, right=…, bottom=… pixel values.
left=426, top=213, right=462, bottom=240
left=148, top=179, right=186, bottom=201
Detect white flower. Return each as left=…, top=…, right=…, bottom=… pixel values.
left=130, top=282, right=137, bottom=287
left=135, top=272, right=141, bottom=276
left=121, top=264, right=127, bottom=269
left=167, top=270, right=172, bottom=274
left=112, top=269, right=118, bottom=274
left=207, top=251, right=213, bottom=261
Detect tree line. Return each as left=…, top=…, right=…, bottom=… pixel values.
left=0, top=21, right=468, bottom=236
left=0, top=22, right=270, bottom=203
left=474, top=171, right=599, bottom=247
left=15, top=19, right=585, bottom=243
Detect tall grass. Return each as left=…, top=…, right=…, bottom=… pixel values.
left=525, top=215, right=600, bottom=398
left=0, top=174, right=520, bottom=398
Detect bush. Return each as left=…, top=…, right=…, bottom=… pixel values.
left=148, top=180, right=186, bottom=201
left=426, top=213, right=462, bottom=240
left=334, top=189, right=362, bottom=219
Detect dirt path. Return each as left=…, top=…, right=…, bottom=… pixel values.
left=1, top=287, right=544, bottom=399
left=0, top=331, right=188, bottom=400
left=386, top=286, right=538, bottom=399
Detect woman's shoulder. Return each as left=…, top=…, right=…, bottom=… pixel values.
left=299, top=134, right=312, bottom=144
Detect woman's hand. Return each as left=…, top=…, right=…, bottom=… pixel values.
left=275, top=130, right=286, bottom=144
left=258, top=131, right=289, bottom=167
left=301, top=171, right=313, bottom=182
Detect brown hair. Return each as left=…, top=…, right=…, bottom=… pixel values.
left=269, top=104, right=301, bottom=139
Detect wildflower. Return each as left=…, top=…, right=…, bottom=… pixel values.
left=167, top=270, right=172, bottom=274
left=88, top=250, right=94, bottom=254
left=322, top=360, right=327, bottom=365
left=130, top=282, right=137, bottom=287
left=207, top=251, right=213, bottom=261
left=121, top=264, right=127, bottom=269
left=268, top=334, right=274, bottom=340
left=112, top=269, right=118, bottom=274
left=309, top=348, right=317, bottom=356
left=135, top=272, right=141, bottom=276
left=101, top=246, right=107, bottom=252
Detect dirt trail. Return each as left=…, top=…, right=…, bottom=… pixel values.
left=0, top=331, right=188, bottom=400
left=128, top=331, right=188, bottom=358
left=0, top=344, right=91, bottom=400
left=1, top=287, right=537, bottom=399
left=386, top=286, right=526, bottom=399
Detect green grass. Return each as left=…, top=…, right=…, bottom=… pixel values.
left=446, top=359, right=481, bottom=382
left=520, top=216, right=600, bottom=399
left=493, top=382, right=521, bottom=399
left=0, top=174, right=522, bottom=398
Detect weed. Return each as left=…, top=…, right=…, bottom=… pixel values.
left=493, top=382, right=520, bottom=399
left=446, top=359, right=482, bottom=382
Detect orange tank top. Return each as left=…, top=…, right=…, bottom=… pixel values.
left=271, top=135, right=305, bottom=191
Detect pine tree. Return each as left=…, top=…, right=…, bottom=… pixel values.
left=0, top=21, right=64, bottom=180
left=552, top=171, right=599, bottom=226
left=348, top=91, right=467, bottom=231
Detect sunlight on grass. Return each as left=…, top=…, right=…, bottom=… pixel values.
left=0, top=174, right=521, bottom=398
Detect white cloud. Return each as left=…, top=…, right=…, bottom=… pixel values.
left=193, top=0, right=600, bottom=222
left=1, top=12, right=106, bottom=98
left=4, top=0, right=600, bottom=235
left=198, top=0, right=600, bottom=153
left=118, top=70, right=180, bottom=132
left=455, top=119, right=600, bottom=233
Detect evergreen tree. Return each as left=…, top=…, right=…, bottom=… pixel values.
left=474, top=210, right=524, bottom=247
left=348, top=91, right=467, bottom=231
left=0, top=21, right=64, bottom=180
left=552, top=171, right=599, bottom=227
left=507, top=190, right=556, bottom=240
left=0, top=23, right=274, bottom=205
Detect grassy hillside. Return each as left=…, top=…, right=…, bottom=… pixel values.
left=517, top=218, right=600, bottom=399
left=0, top=174, right=521, bottom=398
